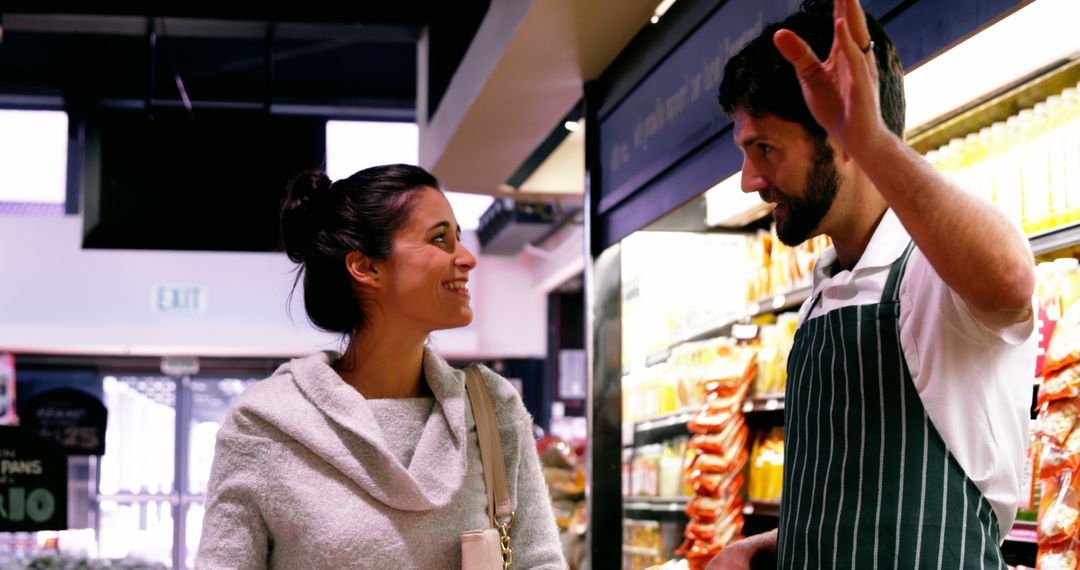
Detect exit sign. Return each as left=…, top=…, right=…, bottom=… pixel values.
left=153, top=285, right=209, bottom=314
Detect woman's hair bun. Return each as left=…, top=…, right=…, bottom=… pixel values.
left=280, top=169, right=332, bottom=263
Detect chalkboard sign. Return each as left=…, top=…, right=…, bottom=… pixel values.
left=0, top=426, right=67, bottom=531
left=19, top=388, right=108, bottom=456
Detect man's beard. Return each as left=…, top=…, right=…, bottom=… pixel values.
left=774, top=139, right=840, bottom=246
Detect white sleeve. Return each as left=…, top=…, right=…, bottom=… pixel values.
left=903, top=250, right=1035, bottom=346
left=195, top=435, right=271, bottom=570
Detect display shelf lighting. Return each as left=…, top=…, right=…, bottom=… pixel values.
left=904, top=0, right=1080, bottom=133
left=703, top=171, right=772, bottom=228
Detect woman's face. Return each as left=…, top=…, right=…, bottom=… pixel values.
left=376, top=186, right=478, bottom=333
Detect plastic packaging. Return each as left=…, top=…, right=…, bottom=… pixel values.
left=1036, top=399, right=1080, bottom=447
left=1040, top=472, right=1080, bottom=544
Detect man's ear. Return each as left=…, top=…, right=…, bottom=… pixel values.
left=345, top=251, right=382, bottom=288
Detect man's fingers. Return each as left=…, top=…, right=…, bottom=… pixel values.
left=836, top=18, right=858, bottom=58
left=841, top=0, right=872, bottom=54
left=836, top=18, right=871, bottom=71
left=773, top=29, right=821, bottom=76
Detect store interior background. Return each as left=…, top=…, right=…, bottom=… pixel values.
left=1, top=0, right=1078, bottom=567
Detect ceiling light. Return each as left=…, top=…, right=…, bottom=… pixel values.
left=652, top=0, right=677, bottom=24
left=564, top=120, right=580, bottom=132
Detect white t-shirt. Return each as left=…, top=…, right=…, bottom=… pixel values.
left=798, top=209, right=1037, bottom=538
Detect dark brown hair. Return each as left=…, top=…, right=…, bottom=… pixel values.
left=280, top=163, right=440, bottom=334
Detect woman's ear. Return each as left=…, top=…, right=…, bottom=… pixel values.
left=345, top=251, right=382, bottom=289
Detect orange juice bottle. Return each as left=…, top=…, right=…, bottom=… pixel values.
left=1062, top=87, right=1080, bottom=224
left=1045, top=95, right=1069, bottom=229
left=987, top=122, right=1021, bottom=229
left=1019, top=108, right=1050, bottom=234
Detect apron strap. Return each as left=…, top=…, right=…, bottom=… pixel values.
left=881, top=241, right=916, bottom=303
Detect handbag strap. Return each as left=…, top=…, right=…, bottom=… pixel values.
left=463, top=365, right=513, bottom=524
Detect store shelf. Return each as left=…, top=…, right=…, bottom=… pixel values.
left=628, top=396, right=786, bottom=448
left=635, top=408, right=698, bottom=434
left=1030, top=221, right=1080, bottom=255
left=624, top=496, right=691, bottom=513
left=1005, top=521, right=1037, bottom=544
left=742, top=395, right=785, bottom=414
left=622, top=545, right=663, bottom=556
left=642, top=285, right=813, bottom=366
left=742, top=501, right=780, bottom=517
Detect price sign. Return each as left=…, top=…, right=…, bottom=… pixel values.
left=19, top=389, right=107, bottom=456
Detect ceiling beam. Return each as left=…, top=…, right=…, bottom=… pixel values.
left=417, top=0, right=656, bottom=200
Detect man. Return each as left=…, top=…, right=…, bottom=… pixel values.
left=707, top=0, right=1036, bottom=567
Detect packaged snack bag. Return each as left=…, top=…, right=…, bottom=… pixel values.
left=1045, top=305, right=1080, bottom=376
left=1038, top=539, right=1079, bottom=570
left=1040, top=365, right=1080, bottom=407
left=687, top=459, right=748, bottom=497
left=1040, top=472, right=1080, bottom=545
left=1037, top=399, right=1080, bottom=446
left=688, top=416, right=746, bottom=454
left=1040, top=427, right=1080, bottom=479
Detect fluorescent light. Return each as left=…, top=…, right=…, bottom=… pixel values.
left=904, top=0, right=1080, bottom=132
left=0, top=110, right=68, bottom=204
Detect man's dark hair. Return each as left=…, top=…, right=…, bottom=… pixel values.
left=717, top=0, right=905, bottom=139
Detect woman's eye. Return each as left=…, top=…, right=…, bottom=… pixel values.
left=433, top=233, right=447, bottom=244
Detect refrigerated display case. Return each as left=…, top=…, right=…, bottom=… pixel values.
left=584, top=0, right=1079, bottom=567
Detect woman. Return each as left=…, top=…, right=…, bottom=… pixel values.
left=196, top=164, right=565, bottom=569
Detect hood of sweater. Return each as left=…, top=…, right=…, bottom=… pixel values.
left=221, top=347, right=469, bottom=512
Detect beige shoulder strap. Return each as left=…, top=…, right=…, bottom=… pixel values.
left=463, top=365, right=513, bottom=524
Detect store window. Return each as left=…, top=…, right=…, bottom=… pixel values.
left=325, top=120, right=494, bottom=231
left=96, top=373, right=260, bottom=569
left=0, top=110, right=68, bottom=215
left=97, top=376, right=176, bottom=566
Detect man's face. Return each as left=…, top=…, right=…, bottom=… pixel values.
left=733, top=109, right=840, bottom=246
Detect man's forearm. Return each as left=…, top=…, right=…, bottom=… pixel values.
left=853, top=128, right=1034, bottom=320
left=746, top=528, right=778, bottom=553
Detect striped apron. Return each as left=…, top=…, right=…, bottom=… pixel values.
left=776, top=243, right=1005, bottom=569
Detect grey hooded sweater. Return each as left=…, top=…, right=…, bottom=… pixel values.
left=195, top=348, right=566, bottom=569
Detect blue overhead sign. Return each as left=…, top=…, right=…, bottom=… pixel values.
left=598, top=0, right=803, bottom=212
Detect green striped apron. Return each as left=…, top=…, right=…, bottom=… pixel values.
left=776, top=242, right=1005, bottom=569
